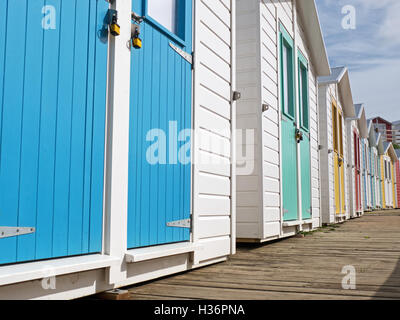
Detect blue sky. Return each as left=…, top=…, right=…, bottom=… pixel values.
left=315, top=0, right=400, bottom=120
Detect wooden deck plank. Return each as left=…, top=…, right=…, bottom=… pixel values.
left=125, top=211, right=400, bottom=300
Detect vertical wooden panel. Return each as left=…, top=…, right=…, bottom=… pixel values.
left=0, top=0, right=28, bottom=263
left=281, top=119, right=298, bottom=221
left=127, top=0, right=192, bottom=248
left=17, top=0, right=45, bottom=262
left=300, top=134, right=311, bottom=220
left=0, top=0, right=108, bottom=265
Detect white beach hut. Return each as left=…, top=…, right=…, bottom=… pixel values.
left=235, top=0, right=330, bottom=242
left=318, top=67, right=356, bottom=224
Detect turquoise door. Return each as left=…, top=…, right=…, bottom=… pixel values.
left=298, top=51, right=311, bottom=220
left=280, top=24, right=298, bottom=221
left=0, top=0, right=108, bottom=265
left=128, top=0, right=192, bottom=248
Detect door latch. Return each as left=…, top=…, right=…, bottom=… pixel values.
left=129, top=11, right=144, bottom=50
left=295, top=128, right=303, bottom=143
left=130, top=24, right=142, bottom=49
left=108, top=9, right=120, bottom=36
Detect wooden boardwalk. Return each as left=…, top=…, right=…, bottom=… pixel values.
left=125, top=210, right=400, bottom=300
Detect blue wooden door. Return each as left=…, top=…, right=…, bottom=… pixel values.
left=0, top=0, right=109, bottom=265
left=128, top=0, right=192, bottom=248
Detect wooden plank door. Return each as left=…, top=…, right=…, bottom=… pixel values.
left=279, top=24, right=298, bottom=221
left=332, top=103, right=341, bottom=214
left=338, top=111, right=346, bottom=214
left=298, top=51, right=311, bottom=220
left=354, top=131, right=361, bottom=212
left=381, top=156, right=386, bottom=208
left=396, top=160, right=400, bottom=208
left=0, top=0, right=108, bottom=265
left=370, top=149, right=375, bottom=208
left=128, top=0, right=193, bottom=248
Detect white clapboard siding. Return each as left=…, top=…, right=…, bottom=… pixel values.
left=236, top=0, right=323, bottom=241
left=193, top=0, right=234, bottom=262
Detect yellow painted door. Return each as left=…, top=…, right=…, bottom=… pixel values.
left=338, top=109, right=345, bottom=214
left=340, top=161, right=346, bottom=213
left=334, top=154, right=341, bottom=214
left=332, top=102, right=341, bottom=214
left=381, top=156, right=386, bottom=209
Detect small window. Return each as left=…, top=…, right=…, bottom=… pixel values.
left=148, top=0, right=178, bottom=34
left=338, top=111, right=344, bottom=156
left=279, top=24, right=295, bottom=119
left=298, top=51, right=309, bottom=131
left=385, top=160, right=388, bottom=179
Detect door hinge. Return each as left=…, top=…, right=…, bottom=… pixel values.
left=167, top=218, right=191, bottom=229
left=0, top=227, right=35, bottom=239
left=169, top=42, right=193, bottom=65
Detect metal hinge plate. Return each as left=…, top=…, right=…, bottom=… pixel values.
left=0, top=227, right=35, bottom=239
left=169, top=42, right=193, bottom=65
left=167, top=219, right=191, bottom=229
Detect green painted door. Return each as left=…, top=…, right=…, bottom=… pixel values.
left=279, top=25, right=312, bottom=222
left=300, top=133, right=311, bottom=219
left=298, top=51, right=311, bottom=220
left=281, top=119, right=298, bottom=221
left=280, top=24, right=298, bottom=221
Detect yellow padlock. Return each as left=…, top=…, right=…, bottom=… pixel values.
left=110, top=22, right=121, bottom=36
left=110, top=11, right=120, bottom=36
left=133, top=37, right=142, bottom=49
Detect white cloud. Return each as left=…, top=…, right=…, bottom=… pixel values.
left=316, top=0, right=400, bottom=119
left=350, top=59, right=400, bottom=120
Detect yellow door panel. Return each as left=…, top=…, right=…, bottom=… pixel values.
left=334, top=154, right=341, bottom=214
left=340, top=160, right=346, bottom=214
left=381, top=156, right=386, bottom=209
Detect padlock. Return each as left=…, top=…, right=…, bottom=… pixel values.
left=110, top=11, right=120, bottom=36
left=133, top=37, right=142, bottom=49
left=131, top=24, right=142, bottom=49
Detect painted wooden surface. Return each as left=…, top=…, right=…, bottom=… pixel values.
left=128, top=0, right=192, bottom=248
left=191, top=0, right=234, bottom=261
left=236, top=0, right=321, bottom=239
left=354, top=132, right=362, bottom=212
left=281, top=118, right=298, bottom=221
left=396, top=161, right=400, bottom=208
left=300, top=134, right=312, bottom=220
left=392, top=163, right=396, bottom=208
left=126, top=210, right=400, bottom=300
left=0, top=0, right=108, bottom=265
left=381, top=157, right=386, bottom=209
